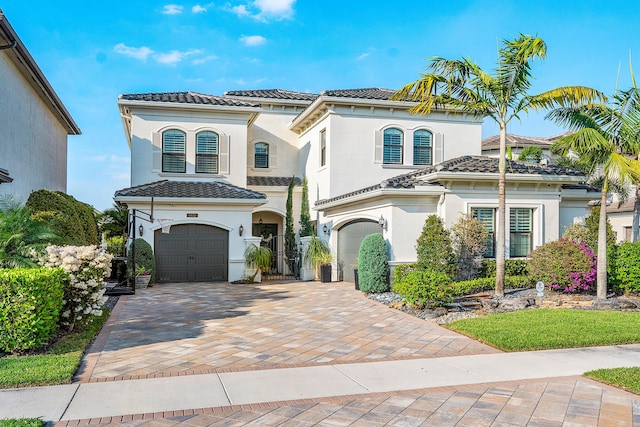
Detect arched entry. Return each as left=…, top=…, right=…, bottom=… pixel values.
left=337, top=219, right=381, bottom=282
left=155, top=224, right=228, bottom=282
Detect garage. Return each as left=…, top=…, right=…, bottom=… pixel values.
left=337, top=220, right=381, bottom=282
left=155, top=224, right=228, bottom=283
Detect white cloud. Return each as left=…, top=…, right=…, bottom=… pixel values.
left=113, top=43, right=154, bottom=60
left=231, top=5, right=251, bottom=17
left=155, top=48, right=203, bottom=65
left=230, top=0, right=295, bottom=21
left=240, top=35, right=267, bottom=46
left=192, top=4, right=207, bottom=13
left=192, top=54, right=218, bottom=64
left=356, top=53, right=371, bottom=61
left=162, top=4, right=184, bottom=14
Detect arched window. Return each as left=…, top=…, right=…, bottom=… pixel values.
left=196, top=131, right=219, bottom=173
left=383, top=128, right=403, bottom=164
left=162, top=129, right=186, bottom=173
left=413, top=129, right=433, bottom=165
left=255, top=142, right=269, bottom=168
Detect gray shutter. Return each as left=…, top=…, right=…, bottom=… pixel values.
left=152, top=132, right=162, bottom=171
left=269, top=143, right=277, bottom=169
left=219, top=134, right=230, bottom=175
left=374, top=130, right=383, bottom=163
left=434, top=133, right=444, bottom=164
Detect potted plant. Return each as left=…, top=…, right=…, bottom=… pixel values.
left=304, top=236, right=332, bottom=282
left=244, top=244, right=272, bottom=282
left=135, top=265, right=151, bottom=289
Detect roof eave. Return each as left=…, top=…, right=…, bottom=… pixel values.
left=114, top=195, right=267, bottom=206
left=315, top=186, right=445, bottom=211
left=116, top=98, right=261, bottom=115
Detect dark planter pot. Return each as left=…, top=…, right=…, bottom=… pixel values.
left=354, top=269, right=359, bottom=290
left=320, top=264, right=332, bottom=283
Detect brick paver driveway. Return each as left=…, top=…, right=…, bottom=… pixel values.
left=85, top=281, right=499, bottom=381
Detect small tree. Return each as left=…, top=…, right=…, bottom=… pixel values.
left=244, top=244, right=273, bottom=282
left=518, top=146, right=543, bottom=163
left=304, top=235, right=331, bottom=279
left=299, top=176, right=314, bottom=237
left=358, top=233, right=389, bottom=293
left=128, top=238, right=156, bottom=283
left=450, top=214, right=488, bottom=281
left=416, top=215, right=456, bottom=279
left=285, top=177, right=296, bottom=273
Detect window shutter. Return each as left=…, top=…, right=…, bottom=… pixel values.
left=219, top=134, right=230, bottom=175
left=152, top=132, right=161, bottom=171
left=374, top=130, right=383, bottom=163
left=269, top=143, right=277, bottom=168
left=434, top=133, right=444, bottom=164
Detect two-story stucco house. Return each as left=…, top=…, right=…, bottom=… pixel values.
left=114, top=88, right=598, bottom=283
left=0, top=10, right=80, bottom=201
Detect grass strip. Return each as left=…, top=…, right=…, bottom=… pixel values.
left=444, top=308, right=640, bottom=351
left=0, top=419, right=44, bottom=427
left=585, top=367, right=640, bottom=395
left=0, top=311, right=108, bottom=388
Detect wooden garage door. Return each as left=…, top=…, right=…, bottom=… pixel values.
left=155, top=224, right=228, bottom=283
left=337, top=220, right=381, bottom=282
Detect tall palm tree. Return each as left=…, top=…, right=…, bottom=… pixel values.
left=549, top=85, right=640, bottom=298
left=392, top=33, right=605, bottom=296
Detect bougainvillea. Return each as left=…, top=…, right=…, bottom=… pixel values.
left=39, top=245, right=112, bottom=331
left=527, top=238, right=597, bottom=293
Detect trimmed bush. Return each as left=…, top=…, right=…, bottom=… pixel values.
left=392, top=269, right=452, bottom=307
left=415, top=215, right=456, bottom=279
left=527, top=238, right=596, bottom=293
left=450, top=276, right=536, bottom=296
left=614, top=242, right=640, bottom=294
left=358, top=233, right=389, bottom=293
left=479, top=259, right=528, bottom=278
left=392, top=263, right=419, bottom=286
left=128, top=239, right=156, bottom=283
left=0, top=268, right=66, bottom=353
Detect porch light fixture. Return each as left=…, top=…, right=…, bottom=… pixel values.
left=259, top=218, right=263, bottom=225
left=138, top=224, right=144, bottom=236
left=322, top=224, right=330, bottom=235
left=239, top=224, right=244, bottom=236
left=378, top=215, right=387, bottom=231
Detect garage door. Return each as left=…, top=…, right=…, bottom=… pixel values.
left=337, top=220, right=381, bottom=282
left=155, top=224, right=228, bottom=283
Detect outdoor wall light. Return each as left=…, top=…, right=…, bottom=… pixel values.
left=239, top=224, right=244, bottom=236
left=322, top=224, right=330, bottom=235
left=138, top=224, right=144, bottom=236
left=378, top=215, right=387, bottom=231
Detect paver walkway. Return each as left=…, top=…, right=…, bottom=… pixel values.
left=84, top=281, right=498, bottom=380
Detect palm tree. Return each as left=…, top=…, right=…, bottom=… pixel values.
left=392, top=33, right=605, bottom=296
left=99, top=204, right=129, bottom=239
left=549, top=85, right=640, bottom=298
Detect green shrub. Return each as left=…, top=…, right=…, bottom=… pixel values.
left=0, top=268, right=66, bottom=353
left=450, top=214, right=487, bottom=280
left=105, top=236, right=125, bottom=256
left=358, top=233, right=390, bottom=293
left=613, top=242, right=640, bottom=294
left=392, top=269, right=452, bottom=307
left=450, top=276, right=536, bottom=296
left=0, top=419, right=45, bottom=427
left=392, top=263, right=419, bottom=286
left=480, top=259, right=528, bottom=278
left=415, top=215, right=456, bottom=279
left=527, top=239, right=596, bottom=293
left=27, top=190, right=98, bottom=246
left=128, top=239, right=156, bottom=283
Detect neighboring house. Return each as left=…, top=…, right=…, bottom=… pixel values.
left=481, top=133, right=564, bottom=162
left=608, top=196, right=636, bottom=243
left=115, top=88, right=597, bottom=283
left=0, top=10, right=80, bottom=202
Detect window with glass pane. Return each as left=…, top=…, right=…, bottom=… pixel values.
left=413, top=130, right=433, bottom=165
left=383, top=128, right=403, bottom=164
left=196, top=131, right=218, bottom=173
left=510, top=208, right=533, bottom=257
left=162, top=130, right=186, bottom=173
left=471, top=208, right=496, bottom=258
left=255, top=142, right=269, bottom=168
left=320, top=129, right=327, bottom=167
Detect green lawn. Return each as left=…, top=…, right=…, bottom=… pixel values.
left=444, top=308, right=640, bottom=352
left=0, top=311, right=108, bottom=388
left=585, top=367, right=640, bottom=394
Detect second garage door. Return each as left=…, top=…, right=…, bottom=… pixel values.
left=337, top=220, right=381, bottom=282
left=155, top=224, right=228, bottom=283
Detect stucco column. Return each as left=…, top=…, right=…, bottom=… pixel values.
left=244, top=236, right=262, bottom=282
left=299, top=236, right=315, bottom=281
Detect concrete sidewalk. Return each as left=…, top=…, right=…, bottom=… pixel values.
left=2, top=344, right=639, bottom=423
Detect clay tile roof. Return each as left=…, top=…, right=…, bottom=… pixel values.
left=0, top=168, right=12, bottom=184
left=247, top=176, right=302, bottom=186
left=225, top=89, right=318, bottom=101
left=118, top=91, right=260, bottom=107
left=315, top=156, right=587, bottom=207
left=321, top=88, right=398, bottom=100
left=481, top=133, right=567, bottom=151
left=114, top=180, right=266, bottom=200
left=608, top=196, right=636, bottom=213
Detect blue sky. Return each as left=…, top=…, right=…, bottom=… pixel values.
left=2, top=0, right=639, bottom=210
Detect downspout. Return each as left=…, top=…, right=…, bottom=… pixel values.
left=437, top=192, right=446, bottom=218
left=0, top=39, right=16, bottom=50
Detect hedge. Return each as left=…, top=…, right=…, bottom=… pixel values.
left=0, top=268, right=66, bottom=353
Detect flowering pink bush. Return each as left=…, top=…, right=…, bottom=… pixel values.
left=527, top=239, right=597, bottom=293
left=39, top=245, right=112, bottom=331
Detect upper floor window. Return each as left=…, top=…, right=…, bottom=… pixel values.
left=162, top=129, right=186, bottom=173
left=471, top=207, right=496, bottom=258
left=383, top=128, right=403, bottom=164
left=320, top=129, right=327, bottom=167
left=196, top=131, right=219, bottom=174
left=413, top=130, right=433, bottom=166
left=255, top=142, right=269, bottom=168
left=510, top=208, right=533, bottom=257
